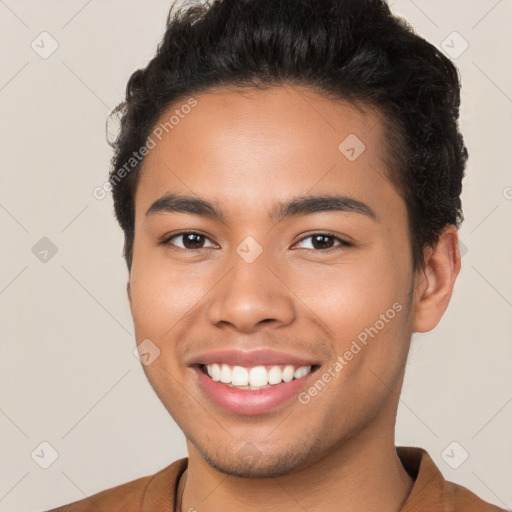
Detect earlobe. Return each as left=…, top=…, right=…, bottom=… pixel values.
left=412, top=225, right=461, bottom=333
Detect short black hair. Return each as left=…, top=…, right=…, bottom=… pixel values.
left=108, top=0, right=467, bottom=271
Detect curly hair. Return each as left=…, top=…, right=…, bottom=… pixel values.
left=108, top=0, right=468, bottom=271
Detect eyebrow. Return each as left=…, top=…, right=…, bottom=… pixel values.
left=145, top=192, right=378, bottom=223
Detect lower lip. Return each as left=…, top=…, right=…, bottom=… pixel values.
left=193, top=366, right=317, bottom=416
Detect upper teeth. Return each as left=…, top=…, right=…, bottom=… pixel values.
left=205, top=364, right=312, bottom=389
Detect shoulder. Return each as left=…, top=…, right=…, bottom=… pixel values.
left=398, top=446, right=507, bottom=511
left=441, top=479, right=508, bottom=512
left=42, top=458, right=188, bottom=512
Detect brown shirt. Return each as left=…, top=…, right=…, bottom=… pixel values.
left=44, top=446, right=506, bottom=511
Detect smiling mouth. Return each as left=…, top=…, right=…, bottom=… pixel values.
left=198, top=363, right=321, bottom=390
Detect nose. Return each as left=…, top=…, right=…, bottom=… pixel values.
left=206, top=250, right=296, bottom=334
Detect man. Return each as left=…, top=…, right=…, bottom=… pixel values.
left=46, top=0, right=506, bottom=510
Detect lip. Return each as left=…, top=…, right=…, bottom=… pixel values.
left=192, top=364, right=319, bottom=416
left=188, top=349, right=319, bottom=367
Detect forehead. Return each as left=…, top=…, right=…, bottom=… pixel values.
left=135, top=85, right=397, bottom=219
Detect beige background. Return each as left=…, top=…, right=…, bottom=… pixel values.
left=0, top=0, right=511, bottom=511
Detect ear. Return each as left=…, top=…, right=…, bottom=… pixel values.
left=412, top=225, right=461, bottom=333
left=127, top=281, right=133, bottom=317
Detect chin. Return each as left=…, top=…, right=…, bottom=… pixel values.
left=191, top=434, right=323, bottom=478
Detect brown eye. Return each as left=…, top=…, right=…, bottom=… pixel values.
left=181, top=233, right=206, bottom=249
left=294, top=233, right=351, bottom=251
left=162, top=232, right=216, bottom=250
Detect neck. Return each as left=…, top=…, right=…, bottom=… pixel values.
left=178, top=425, right=414, bottom=512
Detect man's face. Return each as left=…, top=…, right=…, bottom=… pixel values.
left=128, top=85, right=416, bottom=477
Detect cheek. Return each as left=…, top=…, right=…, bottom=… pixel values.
left=293, top=251, right=406, bottom=329
left=293, top=245, right=411, bottom=377
left=129, top=249, right=212, bottom=339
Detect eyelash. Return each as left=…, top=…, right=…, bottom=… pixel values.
left=159, top=230, right=352, bottom=252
